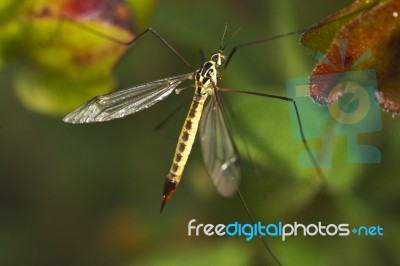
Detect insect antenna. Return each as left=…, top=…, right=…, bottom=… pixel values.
left=219, top=23, right=228, bottom=51
left=220, top=25, right=241, bottom=52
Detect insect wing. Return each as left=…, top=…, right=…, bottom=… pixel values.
left=63, top=73, right=193, bottom=123
left=200, top=93, right=240, bottom=197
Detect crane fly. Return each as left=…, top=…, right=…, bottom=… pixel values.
left=63, top=27, right=242, bottom=212
left=62, top=23, right=324, bottom=266
left=63, top=25, right=323, bottom=213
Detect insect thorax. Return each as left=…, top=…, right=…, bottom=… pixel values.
left=195, top=61, right=218, bottom=95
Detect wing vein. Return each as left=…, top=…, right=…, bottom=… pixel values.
left=63, top=73, right=193, bottom=123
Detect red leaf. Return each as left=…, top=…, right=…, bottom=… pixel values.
left=60, top=0, right=135, bottom=32
left=301, top=0, right=400, bottom=114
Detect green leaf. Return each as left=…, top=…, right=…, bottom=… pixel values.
left=1, top=19, right=132, bottom=114
left=0, top=0, right=159, bottom=114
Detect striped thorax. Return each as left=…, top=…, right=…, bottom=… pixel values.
left=161, top=51, right=226, bottom=211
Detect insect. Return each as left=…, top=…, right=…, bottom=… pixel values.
left=63, top=25, right=323, bottom=214
left=60, top=20, right=327, bottom=265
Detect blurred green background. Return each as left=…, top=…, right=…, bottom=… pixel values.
left=1, top=0, right=399, bottom=265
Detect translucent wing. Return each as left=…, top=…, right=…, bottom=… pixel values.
left=199, top=92, right=240, bottom=197
left=63, top=73, right=193, bottom=123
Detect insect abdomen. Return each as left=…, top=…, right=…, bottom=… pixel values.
left=161, top=93, right=207, bottom=211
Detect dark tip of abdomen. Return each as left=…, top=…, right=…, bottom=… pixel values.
left=160, top=177, right=178, bottom=213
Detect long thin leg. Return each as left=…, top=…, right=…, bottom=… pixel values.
left=219, top=88, right=326, bottom=183
left=199, top=48, right=206, bottom=64
left=223, top=5, right=372, bottom=71
left=212, top=86, right=282, bottom=266
left=223, top=29, right=306, bottom=71
left=232, top=178, right=283, bottom=266
left=130, top=28, right=193, bottom=68
left=221, top=96, right=267, bottom=199
left=61, top=17, right=193, bottom=69
left=154, top=99, right=190, bottom=139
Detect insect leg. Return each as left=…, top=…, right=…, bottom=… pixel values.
left=61, top=17, right=193, bottom=69
left=232, top=177, right=283, bottom=266
left=219, top=88, right=326, bottom=184
left=221, top=96, right=267, bottom=198
left=154, top=99, right=191, bottom=139
left=199, top=48, right=206, bottom=64
left=223, top=29, right=306, bottom=71
left=212, top=88, right=282, bottom=266
left=131, top=28, right=193, bottom=68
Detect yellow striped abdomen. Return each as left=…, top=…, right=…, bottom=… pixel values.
left=160, top=92, right=208, bottom=211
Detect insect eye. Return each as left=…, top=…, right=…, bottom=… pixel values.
left=211, top=54, right=225, bottom=66
left=211, top=54, right=219, bottom=62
